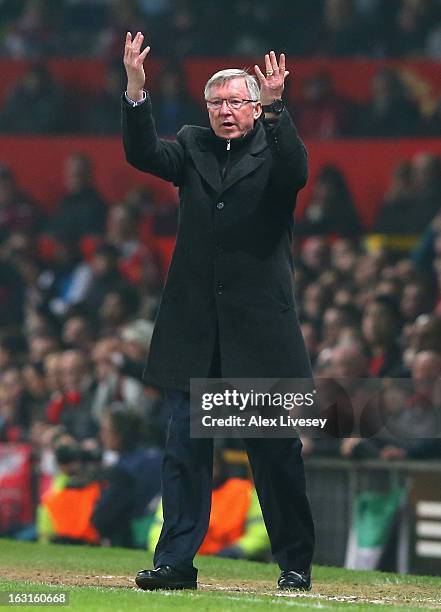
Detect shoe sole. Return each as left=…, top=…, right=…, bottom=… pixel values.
left=278, top=584, right=311, bottom=591
left=135, top=578, right=197, bottom=591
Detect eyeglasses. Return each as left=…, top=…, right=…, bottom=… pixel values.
left=206, top=98, right=257, bottom=110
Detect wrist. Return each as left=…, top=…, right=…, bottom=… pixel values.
left=127, top=88, right=144, bottom=103
left=261, top=99, right=284, bottom=115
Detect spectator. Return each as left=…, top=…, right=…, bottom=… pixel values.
left=119, top=319, right=155, bottom=381
left=0, top=166, right=42, bottom=242
left=329, top=342, right=370, bottom=380
left=1, top=0, right=60, bottom=58
left=425, top=23, right=441, bottom=59
left=400, top=276, right=435, bottom=322
left=320, top=304, right=361, bottom=351
left=28, top=333, right=60, bottom=363
left=301, top=282, right=333, bottom=329
left=37, top=433, right=102, bottom=545
left=82, top=63, right=124, bottom=135
left=408, top=315, right=441, bottom=358
left=59, top=0, right=114, bottom=57
left=388, top=0, right=440, bottom=57
left=150, top=63, right=206, bottom=136
left=47, top=153, right=107, bottom=242
left=81, top=243, right=125, bottom=314
left=98, top=286, right=140, bottom=333
left=356, top=68, right=421, bottom=137
left=229, top=0, right=274, bottom=55
left=362, top=296, right=405, bottom=377
left=92, top=408, right=162, bottom=548
left=311, top=0, right=368, bottom=56
left=119, top=320, right=166, bottom=442
left=421, top=96, right=441, bottom=134
left=90, top=337, right=148, bottom=423
left=411, top=152, right=441, bottom=228
left=294, top=73, right=354, bottom=138
left=0, top=334, right=27, bottom=369
left=38, top=235, right=93, bottom=318
left=164, top=1, right=207, bottom=57
left=299, top=237, right=331, bottom=278
left=62, top=314, right=96, bottom=351
left=106, top=204, right=159, bottom=287
left=342, top=351, right=441, bottom=460
left=22, top=361, right=48, bottom=420
left=46, top=349, right=98, bottom=441
left=374, top=161, right=417, bottom=234
left=296, top=165, right=362, bottom=236
left=0, top=367, right=31, bottom=441
left=331, top=239, right=360, bottom=279
left=0, top=63, right=65, bottom=133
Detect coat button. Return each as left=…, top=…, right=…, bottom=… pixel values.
left=216, top=202, right=225, bottom=210
left=216, top=244, right=223, bottom=254
left=217, top=282, right=224, bottom=295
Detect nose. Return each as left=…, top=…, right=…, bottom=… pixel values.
left=219, top=100, right=232, bottom=114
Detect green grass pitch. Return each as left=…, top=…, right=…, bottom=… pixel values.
left=1, top=540, right=441, bottom=610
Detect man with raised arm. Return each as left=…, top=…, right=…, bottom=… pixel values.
left=122, top=32, right=315, bottom=592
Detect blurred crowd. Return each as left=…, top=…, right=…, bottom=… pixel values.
left=1, top=1, right=441, bottom=138
left=2, top=0, right=441, bottom=60
left=0, top=145, right=440, bottom=453
left=1, top=59, right=441, bottom=138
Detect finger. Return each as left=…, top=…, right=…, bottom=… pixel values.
left=264, top=53, right=272, bottom=74
left=284, top=70, right=290, bottom=79
left=270, top=50, right=279, bottom=74
left=279, top=52, right=286, bottom=74
left=134, top=32, right=144, bottom=53
left=139, top=45, right=150, bottom=63
left=124, top=32, right=132, bottom=59
left=254, top=64, right=265, bottom=83
left=131, top=31, right=140, bottom=53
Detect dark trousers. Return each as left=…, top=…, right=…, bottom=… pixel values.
left=153, top=390, right=315, bottom=576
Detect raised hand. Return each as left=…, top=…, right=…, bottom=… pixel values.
left=123, top=31, right=150, bottom=102
left=254, top=51, right=290, bottom=106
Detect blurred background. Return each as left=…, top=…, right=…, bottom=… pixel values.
left=1, top=0, right=441, bottom=575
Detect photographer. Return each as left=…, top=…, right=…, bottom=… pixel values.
left=37, top=433, right=102, bottom=545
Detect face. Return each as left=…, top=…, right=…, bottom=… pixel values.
left=92, top=338, right=120, bottom=381
left=362, top=303, right=394, bottom=345
left=207, top=78, right=261, bottom=140
left=59, top=352, right=87, bottom=392
left=62, top=317, right=89, bottom=347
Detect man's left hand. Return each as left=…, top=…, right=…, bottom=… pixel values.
left=254, top=51, right=289, bottom=106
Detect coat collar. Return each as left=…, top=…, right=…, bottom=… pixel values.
left=185, top=120, right=267, bottom=196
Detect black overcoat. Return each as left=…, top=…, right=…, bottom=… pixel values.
left=122, top=94, right=312, bottom=391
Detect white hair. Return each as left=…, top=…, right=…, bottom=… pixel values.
left=204, top=69, right=260, bottom=102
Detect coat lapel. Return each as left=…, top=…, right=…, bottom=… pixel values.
left=219, top=122, right=267, bottom=195
left=188, top=149, right=222, bottom=193
left=219, top=154, right=265, bottom=195
left=186, top=122, right=268, bottom=196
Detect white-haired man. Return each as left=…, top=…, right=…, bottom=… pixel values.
left=122, top=32, right=314, bottom=591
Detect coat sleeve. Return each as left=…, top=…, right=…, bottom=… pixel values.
left=121, top=93, right=186, bottom=186
left=262, top=109, right=308, bottom=203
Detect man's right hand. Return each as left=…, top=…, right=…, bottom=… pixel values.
left=123, top=31, right=150, bottom=102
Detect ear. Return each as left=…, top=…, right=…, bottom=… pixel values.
left=253, top=102, right=262, bottom=120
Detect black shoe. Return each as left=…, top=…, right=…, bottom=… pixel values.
left=135, top=565, right=197, bottom=590
left=278, top=570, right=311, bottom=591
